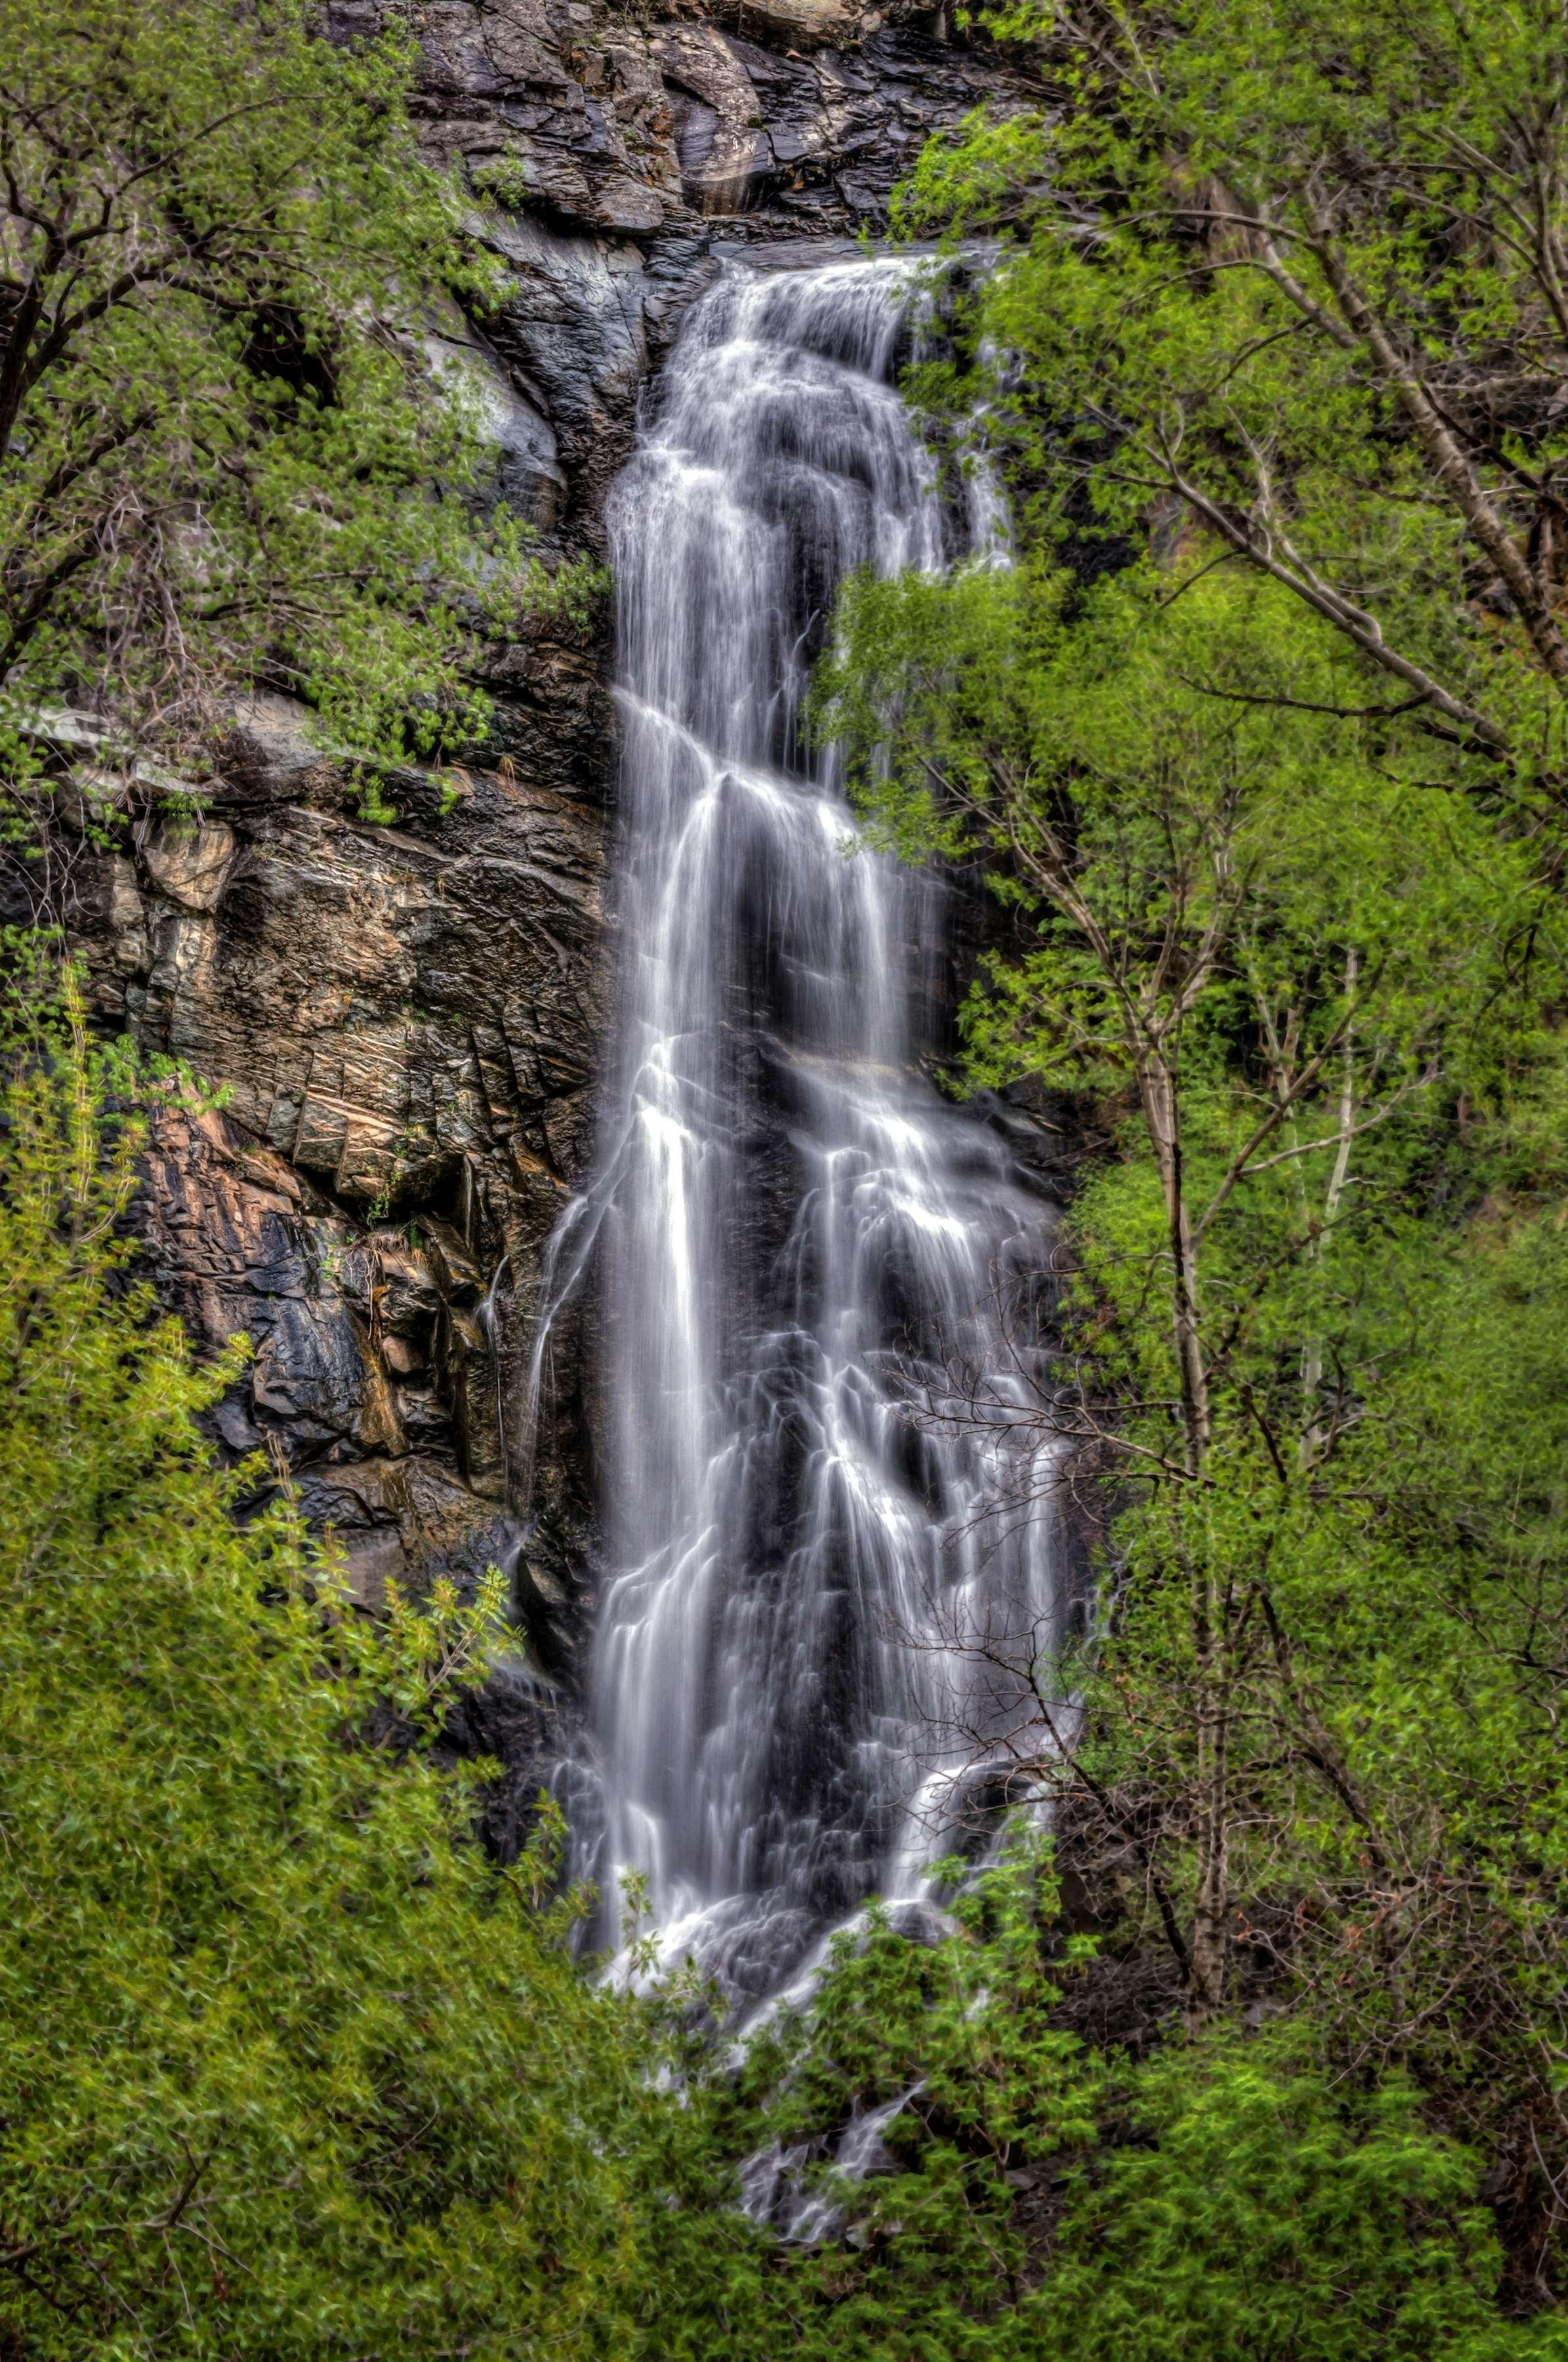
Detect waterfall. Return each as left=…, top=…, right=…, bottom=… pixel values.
left=560, top=254, right=1063, bottom=2003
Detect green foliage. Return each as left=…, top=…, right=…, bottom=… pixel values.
left=821, top=535, right=1568, bottom=2197
left=352, top=771, right=402, bottom=827
left=809, top=0, right=1568, bottom=2282
left=733, top=1833, right=1104, bottom=2356
left=0, top=956, right=674, bottom=2357
left=644, top=1834, right=1549, bottom=2361
left=894, top=0, right=1568, bottom=789
left=0, top=0, right=535, bottom=773
left=524, top=554, right=616, bottom=639
left=1028, top=2035, right=1561, bottom=2362
left=470, top=152, right=545, bottom=213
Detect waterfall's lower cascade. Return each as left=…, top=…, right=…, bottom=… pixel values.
left=554, top=255, right=1062, bottom=2004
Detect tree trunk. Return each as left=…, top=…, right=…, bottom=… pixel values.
left=1189, top=1617, right=1231, bottom=2022
left=1138, top=1053, right=1211, bottom=1477
left=1308, top=220, right=1568, bottom=687
left=1136, top=1046, right=1229, bottom=2018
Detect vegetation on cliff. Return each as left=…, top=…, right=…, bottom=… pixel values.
left=0, top=0, right=535, bottom=845
left=0, top=955, right=692, bottom=2358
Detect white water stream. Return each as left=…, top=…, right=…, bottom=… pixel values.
left=535, top=254, right=1062, bottom=2004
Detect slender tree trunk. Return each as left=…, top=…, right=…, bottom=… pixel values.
left=1136, top=1044, right=1229, bottom=2019
left=0, top=276, right=46, bottom=467
left=1300, top=946, right=1358, bottom=1466
left=1138, top=1052, right=1211, bottom=1478
left=1188, top=1574, right=1231, bottom=2021
left=1306, top=216, right=1568, bottom=686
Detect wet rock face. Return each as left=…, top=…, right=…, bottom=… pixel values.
left=75, top=684, right=605, bottom=1639
left=656, top=17, right=1035, bottom=228
left=357, top=0, right=1033, bottom=249
left=140, top=1105, right=516, bottom=1601
left=55, top=0, right=1037, bottom=1696
left=337, top=0, right=1039, bottom=525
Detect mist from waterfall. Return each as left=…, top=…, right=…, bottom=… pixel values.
left=558, top=254, right=1063, bottom=2003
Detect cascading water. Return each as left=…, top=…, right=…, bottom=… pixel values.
left=540, top=253, right=1062, bottom=2004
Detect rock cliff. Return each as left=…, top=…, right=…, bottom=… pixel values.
left=54, top=0, right=1036, bottom=1722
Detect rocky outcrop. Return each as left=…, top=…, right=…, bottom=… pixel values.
left=363, top=0, right=1039, bottom=525
left=47, top=0, right=1037, bottom=1703
left=65, top=674, right=604, bottom=1642
left=379, top=0, right=1032, bottom=250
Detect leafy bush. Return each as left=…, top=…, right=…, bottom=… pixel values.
left=657, top=1838, right=1554, bottom=2361
left=0, top=957, right=663, bottom=2357
left=1030, top=2036, right=1559, bottom=2362
left=0, top=0, right=534, bottom=776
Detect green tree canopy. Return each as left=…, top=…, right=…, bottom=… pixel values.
left=0, top=958, right=678, bottom=2358
left=897, top=0, right=1568, bottom=795
left=805, top=0, right=1568, bottom=2261
left=0, top=0, right=526, bottom=774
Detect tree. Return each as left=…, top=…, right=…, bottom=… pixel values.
left=657, top=1829, right=1555, bottom=2361
left=820, top=551, right=1548, bottom=2012
left=896, top=0, right=1568, bottom=795
left=0, top=0, right=527, bottom=785
left=0, top=953, right=676, bottom=2358
left=805, top=13, right=1568, bottom=2275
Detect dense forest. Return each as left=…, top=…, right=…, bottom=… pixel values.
left=6, top=0, right=1568, bottom=2353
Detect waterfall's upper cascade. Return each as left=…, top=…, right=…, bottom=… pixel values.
left=570, top=255, right=1062, bottom=2002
